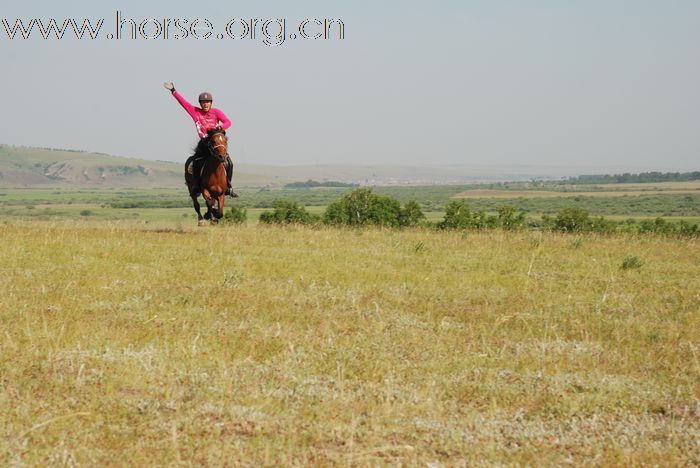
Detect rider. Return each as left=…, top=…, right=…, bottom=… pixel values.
left=163, top=81, right=237, bottom=197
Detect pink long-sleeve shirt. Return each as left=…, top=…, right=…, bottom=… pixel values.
left=171, top=90, right=231, bottom=139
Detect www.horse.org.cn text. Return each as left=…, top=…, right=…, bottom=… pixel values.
left=1, top=11, right=345, bottom=46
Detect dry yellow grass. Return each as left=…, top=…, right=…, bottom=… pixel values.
left=1, top=220, right=698, bottom=465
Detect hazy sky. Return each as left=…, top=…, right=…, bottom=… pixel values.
left=1, top=0, right=698, bottom=170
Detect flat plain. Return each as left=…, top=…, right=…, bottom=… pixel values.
left=1, top=220, right=698, bottom=465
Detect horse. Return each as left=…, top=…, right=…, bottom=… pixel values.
left=185, top=129, right=228, bottom=226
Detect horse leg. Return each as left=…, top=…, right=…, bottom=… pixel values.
left=202, top=188, right=214, bottom=221
left=215, top=194, right=225, bottom=220
left=190, top=194, right=205, bottom=226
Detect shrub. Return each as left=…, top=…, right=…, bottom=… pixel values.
left=438, top=201, right=526, bottom=231
left=223, top=205, right=247, bottom=224
left=678, top=220, right=699, bottom=237
left=80, top=209, right=92, bottom=216
left=399, top=200, right=426, bottom=227
left=636, top=217, right=699, bottom=237
left=322, top=188, right=421, bottom=228
left=259, top=200, right=318, bottom=225
left=438, top=200, right=474, bottom=230
left=472, top=210, right=492, bottom=229
left=497, top=205, right=526, bottom=230
left=590, top=216, right=617, bottom=234
left=540, top=214, right=555, bottom=230
left=553, top=207, right=592, bottom=232
left=638, top=217, right=674, bottom=235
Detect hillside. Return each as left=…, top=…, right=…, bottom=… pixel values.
left=1, top=145, right=543, bottom=188
left=232, top=164, right=581, bottom=185
left=0, top=145, right=279, bottom=188
left=4, top=144, right=694, bottom=189
left=0, top=145, right=565, bottom=188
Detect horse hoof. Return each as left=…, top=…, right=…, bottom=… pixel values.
left=198, top=220, right=205, bottom=227
left=210, top=218, right=219, bottom=225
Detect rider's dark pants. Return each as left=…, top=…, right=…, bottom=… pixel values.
left=225, top=156, right=233, bottom=187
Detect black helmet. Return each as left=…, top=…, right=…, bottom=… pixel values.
left=198, top=92, right=213, bottom=102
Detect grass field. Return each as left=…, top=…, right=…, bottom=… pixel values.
left=574, top=181, right=700, bottom=191
left=1, top=220, right=698, bottom=465
left=453, top=180, right=700, bottom=199
left=2, top=185, right=700, bottom=225
left=453, top=189, right=700, bottom=198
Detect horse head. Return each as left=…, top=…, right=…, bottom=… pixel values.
left=207, top=129, right=228, bottom=163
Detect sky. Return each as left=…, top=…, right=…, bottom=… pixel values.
left=1, top=0, right=698, bottom=170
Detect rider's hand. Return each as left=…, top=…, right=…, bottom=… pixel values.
left=163, top=82, right=175, bottom=92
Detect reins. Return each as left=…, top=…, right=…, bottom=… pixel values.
left=207, top=138, right=228, bottom=163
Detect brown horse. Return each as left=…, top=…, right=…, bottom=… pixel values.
left=185, top=129, right=228, bottom=226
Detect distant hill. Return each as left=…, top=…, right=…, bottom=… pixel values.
left=4, top=144, right=692, bottom=188
left=1, top=145, right=561, bottom=189
left=0, top=145, right=279, bottom=188
left=232, top=164, right=572, bottom=185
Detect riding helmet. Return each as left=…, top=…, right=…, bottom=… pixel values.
left=198, top=92, right=213, bottom=102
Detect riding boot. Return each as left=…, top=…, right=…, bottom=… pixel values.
left=225, top=156, right=238, bottom=197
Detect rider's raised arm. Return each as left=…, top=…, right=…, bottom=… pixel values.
left=171, top=90, right=197, bottom=120
left=215, top=109, right=232, bottom=130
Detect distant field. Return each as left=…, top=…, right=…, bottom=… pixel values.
left=454, top=180, right=700, bottom=199
left=0, top=145, right=280, bottom=188
left=572, top=180, right=700, bottom=190
left=454, top=189, right=699, bottom=198
left=1, top=221, right=698, bottom=465
left=1, top=184, right=700, bottom=223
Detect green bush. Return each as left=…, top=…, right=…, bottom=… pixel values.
left=223, top=205, right=247, bottom=224
left=80, top=209, right=92, bottom=216
left=553, top=207, right=592, bottom=232
left=259, top=200, right=318, bottom=225
left=438, top=201, right=526, bottom=231
left=497, top=205, right=526, bottom=230
left=678, top=220, right=699, bottom=237
left=399, top=200, right=426, bottom=227
left=637, top=217, right=699, bottom=237
left=322, top=188, right=424, bottom=228
left=590, top=216, right=617, bottom=234
left=437, top=200, right=474, bottom=230
left=639, top=217, right=672, bottom=235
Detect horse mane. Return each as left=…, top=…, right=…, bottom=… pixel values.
left=208, top=128, right=226, bottom=136
left=192, top=129, right=227, bottom=158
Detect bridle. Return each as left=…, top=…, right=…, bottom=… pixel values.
left=207, top=136, right=228, bottom=163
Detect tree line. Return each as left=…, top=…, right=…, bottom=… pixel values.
left=563, top=171, right=700, bottom=184
left=283, top=179, right=359, bottom=188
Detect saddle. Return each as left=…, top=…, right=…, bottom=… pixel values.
left=186, top=157, right=207, bottom=179
left=185, top=155, right=208, bottom=197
